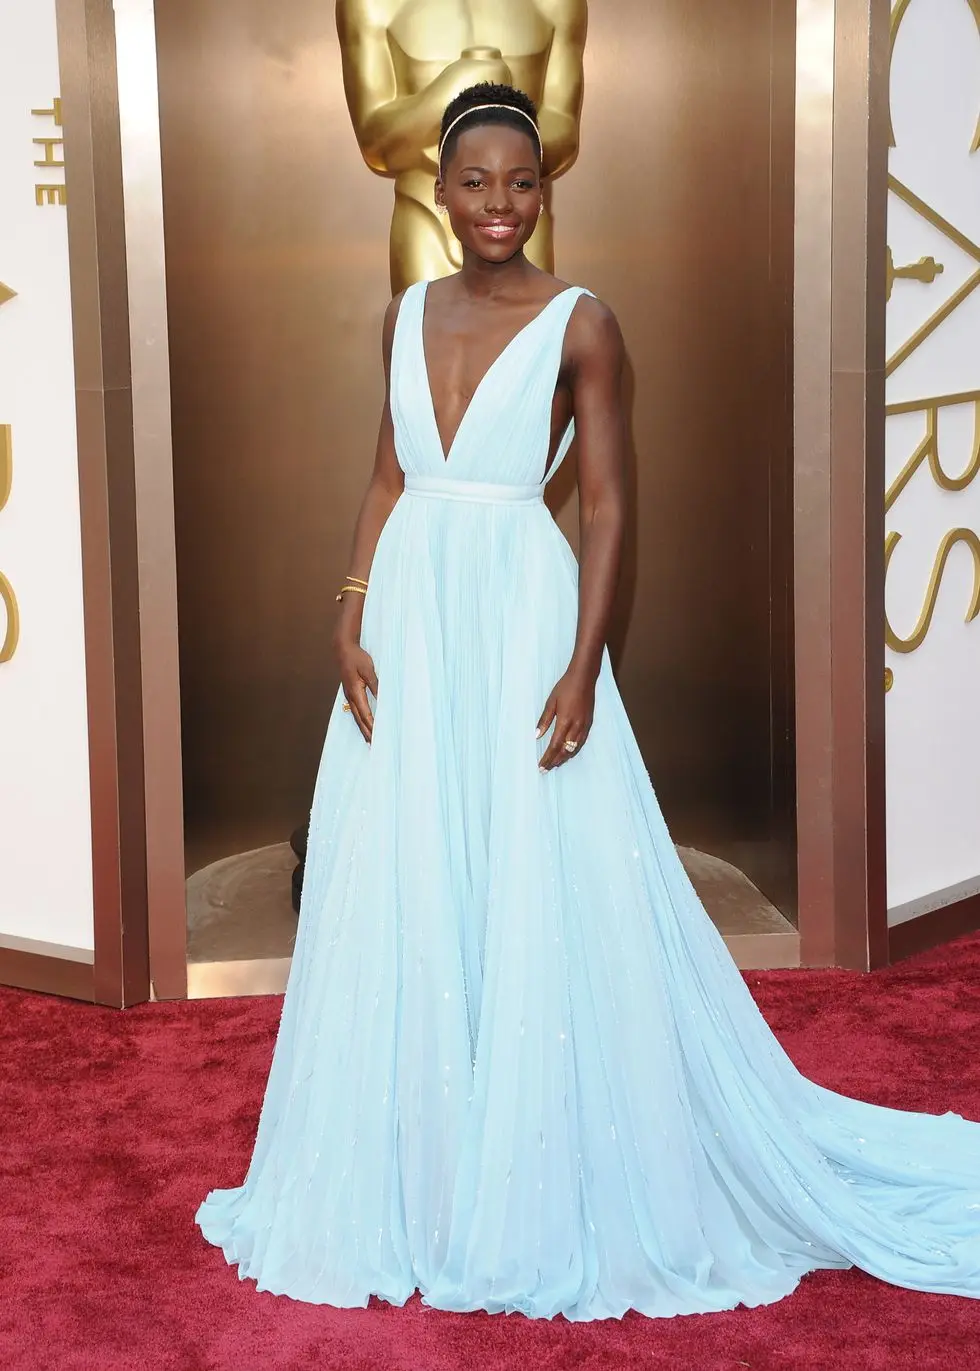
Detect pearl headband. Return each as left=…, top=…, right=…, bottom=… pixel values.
left=438, top=104, right=543, bottom=170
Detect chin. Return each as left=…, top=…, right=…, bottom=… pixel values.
left=475, top=246, right=524, bottom=265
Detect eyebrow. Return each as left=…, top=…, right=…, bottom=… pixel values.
left=457, top=165, right=539, bottom=176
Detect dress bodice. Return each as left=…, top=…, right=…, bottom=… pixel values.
left=389, top=280, right=593, bottom=489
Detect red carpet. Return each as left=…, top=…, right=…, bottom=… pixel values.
left=4, top=936, right=980, bottom=1371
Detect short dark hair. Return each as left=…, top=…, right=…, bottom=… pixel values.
left=438, top=82, right=540, bottom=174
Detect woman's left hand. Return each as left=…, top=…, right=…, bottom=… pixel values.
left=536, top=664, right=597, bottom=771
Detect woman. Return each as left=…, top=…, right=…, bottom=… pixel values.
left=196, top=83, right=980, bottom=1321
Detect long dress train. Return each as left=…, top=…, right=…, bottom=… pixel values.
left=195, top=281, right=980, bottom=1320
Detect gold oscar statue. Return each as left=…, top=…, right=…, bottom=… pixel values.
left=336, top=0, right=587, bottom=294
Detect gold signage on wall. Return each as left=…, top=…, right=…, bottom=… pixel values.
left=885, top=527, right=980, bottom=653
left=0, top=424, right=11, bottom=511
left=30, top=98, right=62, bottom=123
left=885, top=247, right=943, bottom=301
left=884, top=393, right=980, bottom=663
left=33, top=138, right=65, bottom=169
left=0, top=573, right=19, bottom=665
left=884, top=0, right=980, bottom=683
left=0, top=425, right=17, bottom=664
left=35, top=184, right=67, bottom=206
left=885, top=177, right=980, bottom=378
left=31, top=96, right=66, bottom=207
left=888, top=0, right=980, bottom=152
left=885, top=392, right=980, bottom=512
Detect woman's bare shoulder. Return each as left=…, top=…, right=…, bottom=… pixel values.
left=383, top=284, right=414, bottom=333
left=380, top=284, right=417, bottom=365
left=565, top=290, right=624, bottom=368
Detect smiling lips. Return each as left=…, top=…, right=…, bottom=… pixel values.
left=476, top=221, right=520, bottom=240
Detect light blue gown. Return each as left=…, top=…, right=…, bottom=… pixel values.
left=196, top=281, right=980, bottom=1320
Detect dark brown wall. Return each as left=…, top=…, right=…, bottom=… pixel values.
left=155, top=2, right=394, bottom=850
left=552, top=0, right=797, bottom=915
left=155, top=0, right=797, bottom=916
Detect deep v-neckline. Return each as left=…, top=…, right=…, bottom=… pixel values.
left=419, top=281, right=577, bottom=465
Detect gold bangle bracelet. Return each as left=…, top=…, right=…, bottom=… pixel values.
left=335, top=584, right=368, bottom=602
left=346, top=575, right=368, bottom=585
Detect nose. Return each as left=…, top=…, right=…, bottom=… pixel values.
left=485, top=179, right=513, bottom=215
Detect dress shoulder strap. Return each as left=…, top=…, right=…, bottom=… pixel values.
left=541, top=286, right=597, bottom=486
left=539, top=285, right=596, bottom=366
left=549, top=284, right=595, bottom=323
left=389, top=279, right=426, bottom=391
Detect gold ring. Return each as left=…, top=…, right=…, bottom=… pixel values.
left=563, top=739, right=579, bottom=753
left=342, top=701, right=351, bottom=712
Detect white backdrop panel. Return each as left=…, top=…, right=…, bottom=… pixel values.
left=0, top=0, right=94, bottom=952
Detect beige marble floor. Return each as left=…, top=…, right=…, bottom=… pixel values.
left=677, top=845, right=800, bottom=969
left=186, top=843, right=298, bottom=964
left=185, top=840, right=799, bottom=979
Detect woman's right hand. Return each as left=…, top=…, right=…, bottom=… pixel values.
left=334, top=637, right=379, bottom=745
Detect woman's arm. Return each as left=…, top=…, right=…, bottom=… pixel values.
left=332, top=293, right=407, bottom=743
left=537, top=297, right=627, bottom=770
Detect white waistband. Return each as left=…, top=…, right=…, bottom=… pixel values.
left=403, top=475, right=544, bottom=506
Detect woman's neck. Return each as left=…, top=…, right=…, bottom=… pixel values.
left=457, top=250, right=538, bottom=300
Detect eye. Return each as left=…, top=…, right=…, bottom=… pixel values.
left=513, top=180, right=535, bottom=191
left=463, top=178, right=484, bottom=189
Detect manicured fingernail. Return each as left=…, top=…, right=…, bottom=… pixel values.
left=538, top=765, right=546, bottom=773
left=535, top=726, right=543, bottom=738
